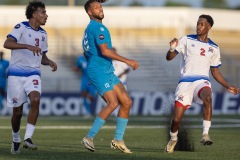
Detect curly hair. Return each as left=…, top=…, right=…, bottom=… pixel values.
left=25, top=0, right=45, bottom=19
left=199, top=14, right=214, bottom=27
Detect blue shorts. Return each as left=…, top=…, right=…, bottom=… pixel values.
left=88, top=72, right=121, bottom=97
left=81, top=77, right=96, bottom=97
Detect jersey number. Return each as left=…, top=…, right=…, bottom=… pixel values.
left=35, top=38, right=39, bottom=46
left=33, top=79, right=39, bottom=85
left=200, top=48, right=205, bottom=56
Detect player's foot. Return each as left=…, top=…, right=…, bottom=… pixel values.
left=23, top=138, right=38, bottom=150
left=200, top=134, right=213, bottom=146
left=82, top=137, right=95, bottom=152
left=111, top=139, right=132, bottom=153
left=165, top=139, right=178, bottom=153
left=11, top=141, right=20, bottom=154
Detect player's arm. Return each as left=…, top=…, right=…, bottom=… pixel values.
left=3, top=37, right=41, bottom=56
left=41, top=53, right=57, bottom=72
left=166, top=38, right=178, bottom=61
left=99, top=44, right=139, bottom=70
left=211, top=67, right=239, bottom=95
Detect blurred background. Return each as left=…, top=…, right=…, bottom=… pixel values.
left=0, top=0, right=239, bottom=116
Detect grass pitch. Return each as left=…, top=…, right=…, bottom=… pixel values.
left=0, top=115, right=239, bottom=160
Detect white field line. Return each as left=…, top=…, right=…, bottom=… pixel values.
left=0, top=117, right=240, bottom=129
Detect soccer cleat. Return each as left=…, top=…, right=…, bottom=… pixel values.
left=200, top=134, right=213, bottom=146
left=11, top=141, right=20, bottom=154
left=111, top=139, right=132, bottom=153
left=82, top=137, right=95, bottom=152
left=23, top=138, right=38, bottom=150
left=165, top=139, right=178, bottom=153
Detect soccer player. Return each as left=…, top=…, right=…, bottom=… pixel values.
left=72, top=54, right=96, bottom=118
left=0, top=51, right=9, bottom=110
left=164, top=14, right=239, bottom=153
left=3, top=1, right=57, bottom=154
left=81, top=0, right=139, bottom=153
left=112, top=47, right=130, bottom=90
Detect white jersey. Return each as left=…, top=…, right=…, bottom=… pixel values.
left=7, top=21, right=48, bottom=77
left=112, top=60, right=129, bottom=85
left=175, top=34, right=221, bottom=83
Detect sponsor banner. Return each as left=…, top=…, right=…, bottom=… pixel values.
left=1, top=92, right=239, bottom=116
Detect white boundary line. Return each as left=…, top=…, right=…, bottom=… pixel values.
left=0, top=117, right=240, bottom=129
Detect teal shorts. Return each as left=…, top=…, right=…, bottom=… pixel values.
left=88, top=72, right=121, bottom=97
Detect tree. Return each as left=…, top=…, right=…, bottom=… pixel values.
left=129, top=0, right=144, bottom=7
left=164, top=0, right=190, bottom=7
left=202, top=0, right=229, bottom=9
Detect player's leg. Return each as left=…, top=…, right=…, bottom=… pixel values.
left=7, top=76, right=26, bottom=154
left=23, top=75, right=41, bottom=150
left=198, top=86, right=213, bottom=145
left=165, top=102, right=187, bottom=153
left=0, top=87, right=4, bottom=110
left=81, top=79, right=91, bottom=116
left=82, top=90, right=118, bottom=152
left=111, top=82, right=132, bottom=153
left=11, top=105, right=23, bottom=154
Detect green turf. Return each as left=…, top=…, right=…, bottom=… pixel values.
left=0, top=115, right=239, bottom=160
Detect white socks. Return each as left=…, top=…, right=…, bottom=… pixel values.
left=170, top=131, right=178, bottom=141
left=24, top=123, right=35, bottom=140
left=12, top=130, right=21, bottom=143
left=203, top=120, right=211, bottom=135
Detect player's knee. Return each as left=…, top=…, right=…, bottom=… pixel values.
left=30, top=96, right=40, bottom=105
left=125, top=98, right=132, bottom=107
left=108, top=100, right=119, bottom=110
left=203, top=94, right=212, bottom=105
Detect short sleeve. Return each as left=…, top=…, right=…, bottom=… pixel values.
left=210, top=47, right=221, bottom=68
left=42, top=33, right=48, bottom=54
left=7, top=23, right=24, bottom=42
left=175, top=36, right=187, bottom=55
left=94, top=25, right=109, bottom=45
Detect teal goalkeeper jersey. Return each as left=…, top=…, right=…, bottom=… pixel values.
left=82, top=20, right=114, bottom=76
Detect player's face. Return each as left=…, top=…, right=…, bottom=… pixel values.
left=33, top=7, right=48, bottom=26
left=89, top=2, right=104, bottom=20
left=196, top=18, right=211, bottom=36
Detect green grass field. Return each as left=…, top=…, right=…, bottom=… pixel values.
left=0, top=115, right=239, bottom=160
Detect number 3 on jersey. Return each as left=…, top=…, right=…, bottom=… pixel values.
left=83, top=33, right=89, bottom=51
left=35, top=38, right=39, bottom=46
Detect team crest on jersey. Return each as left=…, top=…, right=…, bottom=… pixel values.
left=100, top=27, right=105, bottom=31
left=176, top=95, right=184, bottom=101
left=42, top=36, right=45, bottom=41
left=99, top=34, right=105, bottom=40
left=12, top=97, right=18, bottom=104
left=29, top=34, right=31, bottom=37
left=104, top=83, right=110, bottom=88
left=14, top=24, right=21, bottom=29
left=191, top=44, right=195, bottom=47
left=208, top=47, right=214, bottom=53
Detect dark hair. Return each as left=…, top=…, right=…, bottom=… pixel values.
left=199, top=14, right=214, bottom=27
left=84, top=0, right=97, bottom=13
left=25, top=0, right=45, bottom=19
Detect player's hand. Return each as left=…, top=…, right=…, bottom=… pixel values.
left=126, top=59, right=139, bottom=70
left=27, top=45, right=42, bottom=56
left=169, top=38, right=178, bottom=52
left=49, top=60, right=57, bottom=72
left=227, top=86, right=239, bottom=95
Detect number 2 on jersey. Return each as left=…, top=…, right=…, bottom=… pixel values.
left=200, top=48, right=205, bottom=56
